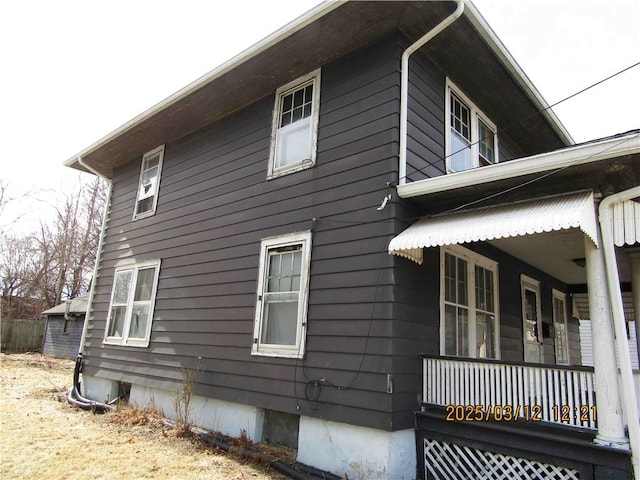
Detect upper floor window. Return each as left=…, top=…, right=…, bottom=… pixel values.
left=104, top=259, right=161, bottom=347
left=134, top=145, right=165, bottom=219
left=445, top=80, right=498, bottom=173
left=268, top=70, right=321, bottom=179
left=252, top=231, right=312, bottom=358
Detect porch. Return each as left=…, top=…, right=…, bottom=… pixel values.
left=416, top=355, right=636, bottom=480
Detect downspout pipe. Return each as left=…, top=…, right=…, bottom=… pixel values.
left=73, top=157, right=112, bottom=405
left=399, top=0, right=465, bottom=185
left=76, top=156, right=112, bottom=358
left=598, top=186, right=640, bottom=480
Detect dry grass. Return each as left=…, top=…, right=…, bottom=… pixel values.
left=0, top=352, right=292, bottom=479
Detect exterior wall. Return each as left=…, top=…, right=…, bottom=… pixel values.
left=297, top=416, right=415, bottom=480
left=42, top=314, right=84, bottom=359
left=405, top=51, right=527, bottom=184
left=83, top=35, right=403, bottom=432
left=392, top=240, right=581, bottom=377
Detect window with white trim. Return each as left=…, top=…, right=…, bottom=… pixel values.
left=105, top=259, right=161, bottom=346
left=445, top=80, right=498, bottom=173
left=134, top=145, right=165, bottom=219
left=552, top=289, right=570, bottom=364
left=268, top=70, right=321, bottom=179
left=252, top=232, right=312, bottom=358
left=441, top=245, right=499, bottom=359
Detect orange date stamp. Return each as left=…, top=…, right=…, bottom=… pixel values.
left=445, top=404, right=597, bottom=423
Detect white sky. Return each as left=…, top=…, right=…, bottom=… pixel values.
left=1, top=0, right=638, bottom=233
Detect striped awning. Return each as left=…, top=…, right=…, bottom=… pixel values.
left=389, top=191, right=598, bottom=265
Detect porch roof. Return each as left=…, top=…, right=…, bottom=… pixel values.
left=388, top=191, right=598, bottom=265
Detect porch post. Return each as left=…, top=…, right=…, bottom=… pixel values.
left=584, top=235, right=628, bottom=447
left=629, top=248, right=640, bottom=368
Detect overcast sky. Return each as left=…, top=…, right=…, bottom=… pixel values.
left=1, top=0, right=638, bottom=233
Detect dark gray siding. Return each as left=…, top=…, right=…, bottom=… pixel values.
left=405, top=50, right=528, bottom=184
left=390, top=238, right=580, bottom=426
left=42, top=314, right=84, bottom=359
left=84, top=36, right=402, bottom=431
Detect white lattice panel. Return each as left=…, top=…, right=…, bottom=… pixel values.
left=424, top=439, right=579, bottom=480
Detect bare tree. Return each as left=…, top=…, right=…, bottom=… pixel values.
left=33, top=177, right=106, bottom=306
left=0, top=177, right=106, bottom=317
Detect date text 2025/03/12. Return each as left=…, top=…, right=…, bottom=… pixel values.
left=445, top=404, right=597, bottom=423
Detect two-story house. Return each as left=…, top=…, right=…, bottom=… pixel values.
left=65, top=1, right=639, bottom=479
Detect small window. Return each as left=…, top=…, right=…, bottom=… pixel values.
left=252, top=232, right=312, bottom=358
left=441, top=245, right=499, bottom=359
left=134, top=145, right=165, bottom=219
left=552, top=290, right=570, bottom=365
left=105, top=259, right=161, bottom=347
left=268, top=70, right=321, bottom=179
left=445, top=80, right=498, bottom=173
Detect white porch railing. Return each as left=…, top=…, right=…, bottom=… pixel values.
left=423, top=355, right=597, bottom=430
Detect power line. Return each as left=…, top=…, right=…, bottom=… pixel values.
left=401, top=60, right=640, bottom=184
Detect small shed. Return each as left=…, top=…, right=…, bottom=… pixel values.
left=41, top=295, right=88, bottom=359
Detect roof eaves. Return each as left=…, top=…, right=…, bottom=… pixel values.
left=463, top=0, right=574, bottom=146
left=64, top=0, right=342, bottom=171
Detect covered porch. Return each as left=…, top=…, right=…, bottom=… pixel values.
left=390, top=187, right=640, bottom=479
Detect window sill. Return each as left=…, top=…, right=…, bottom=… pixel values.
left=251, top=348, right=304, bottom=359
left=103, top=338, right=150, bottom=348
left=267, top=159, right=314, bottom=180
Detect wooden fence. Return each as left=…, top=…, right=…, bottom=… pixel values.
left=1, top=318, right=46, bottom=353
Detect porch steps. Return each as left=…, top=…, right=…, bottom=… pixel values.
left=270, top=461, right=343, bottom=480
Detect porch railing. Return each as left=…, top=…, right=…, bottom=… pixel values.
left=422, top=355, right=597, bottom=430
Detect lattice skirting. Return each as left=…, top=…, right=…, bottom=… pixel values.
left=424, top=438, right=580, bottom=480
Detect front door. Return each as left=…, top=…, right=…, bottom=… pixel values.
left=521, top=275, right=543, bottom=363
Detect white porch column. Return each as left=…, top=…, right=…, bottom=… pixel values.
left=629, top=248, right=640, bottom=367
left=584, top=235, right=628, bottom=447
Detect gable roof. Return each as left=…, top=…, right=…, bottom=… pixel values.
left=64, top=0, right=571, bottom=179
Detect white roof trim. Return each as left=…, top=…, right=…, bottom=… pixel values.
left=389, top=191, right=598, bottom=265
left=64, top=1, right=342, bottom=168
left=463, top=0, right=573, bottom=146
left=397, top=131, right=640, bottom=199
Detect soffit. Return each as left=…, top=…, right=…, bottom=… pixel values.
left=404, top=153, right=640, bottom=215
left=67, top=1, right=567, bottom=178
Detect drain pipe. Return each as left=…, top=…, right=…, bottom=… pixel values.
left=73, top=157, right=112, bottom=405
left=399, top=0, right=465, bottom=185
left=599, top=186, right=640, bottom=480
left=76, top=156, right=112, bottom=358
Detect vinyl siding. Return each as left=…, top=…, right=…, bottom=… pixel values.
left=83, top=35, right=402, bottom=431
left=42, top=315, right=84, bottom=359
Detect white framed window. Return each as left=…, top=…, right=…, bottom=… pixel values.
left=252, top=231, right=312, bottom=358
left=133, top=145, right=165, bottom=219
left=104, top=259, right=161, bottom=347
left=440, top=245, right=499, bottom=359
left=268, top=70, right=321, bottom=179
left=552, top=289, right=570, bottom=365
left=445, top=80, right=498, bottom=173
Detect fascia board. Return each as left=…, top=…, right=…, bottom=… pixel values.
left=463, top=0, right=574, bottom=146
left=397, top=132, right=640, bottom=199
